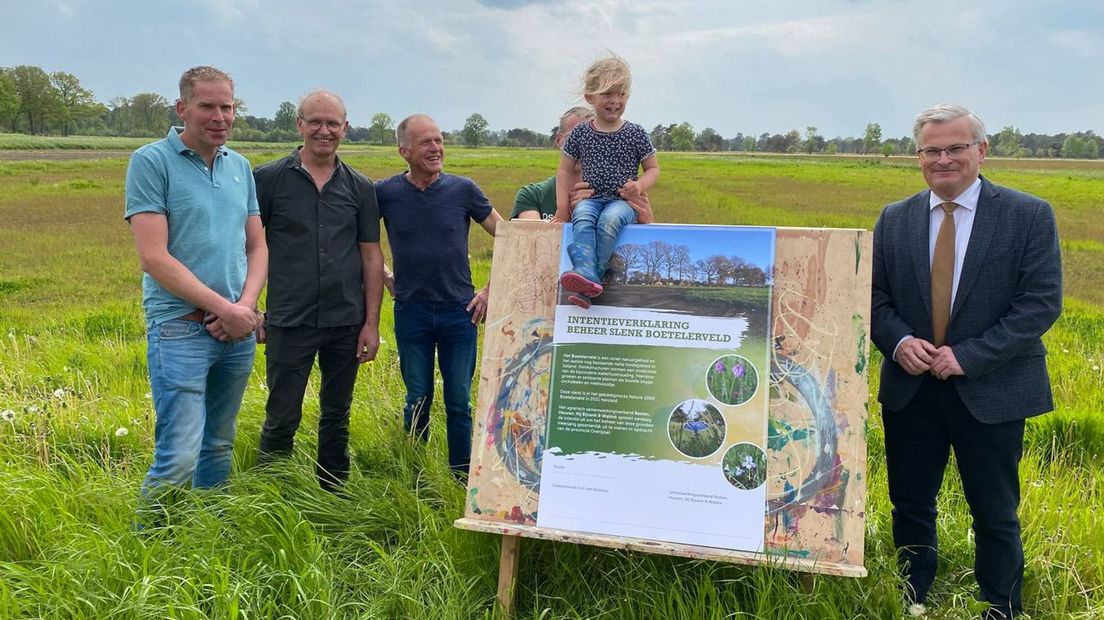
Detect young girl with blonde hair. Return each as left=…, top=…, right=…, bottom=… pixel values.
left=555, top=55, right=659, bottom=308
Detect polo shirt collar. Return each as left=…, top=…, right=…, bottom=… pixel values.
left=165, top=126, right=229, bottom=158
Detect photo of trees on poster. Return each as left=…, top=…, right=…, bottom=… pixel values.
left=560, top=226, right=774, bottom=341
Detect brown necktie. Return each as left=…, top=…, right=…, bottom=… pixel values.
left=931, top=202, right=957, bottom=347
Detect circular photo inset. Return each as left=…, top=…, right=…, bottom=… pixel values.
left=667, top=398, right=726, bottom=459
left=721, top=442, right=767, bottom=490
left=706, top=355, right=759, bottom=406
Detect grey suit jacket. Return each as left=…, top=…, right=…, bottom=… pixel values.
left=870, top=176, right=1062, bottom=423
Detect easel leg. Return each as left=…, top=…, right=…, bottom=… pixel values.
left=798, top=573, right=816, bottom=594
left=496, top=535, right=521, bottom=619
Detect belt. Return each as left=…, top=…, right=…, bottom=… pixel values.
left=177, top=309, right=206, bottom=322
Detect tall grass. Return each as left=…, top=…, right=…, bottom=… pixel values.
left=1, top=149, right=1103, bottom=618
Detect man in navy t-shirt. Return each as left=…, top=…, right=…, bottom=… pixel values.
left=375, top=114, right=502, bottom=476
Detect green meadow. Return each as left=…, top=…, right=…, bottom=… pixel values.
left=1, top=142, right=1103, bottom=619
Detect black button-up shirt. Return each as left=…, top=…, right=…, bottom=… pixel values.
left=254, top=149, right=380, bottom=328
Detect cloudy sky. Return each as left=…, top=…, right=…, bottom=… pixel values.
left=5, top=0, right=1101, bottom=139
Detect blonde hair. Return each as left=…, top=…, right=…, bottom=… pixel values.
left=178, top=66, right=234, bottom=102
left=582, top=55, right=631, bottom=97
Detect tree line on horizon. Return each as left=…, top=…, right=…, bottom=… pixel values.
left=1, top=64, right=1100, bottom=159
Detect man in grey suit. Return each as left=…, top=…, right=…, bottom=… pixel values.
left=871, top=104, right=1062, bottom=619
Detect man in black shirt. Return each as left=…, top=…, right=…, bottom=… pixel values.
left=253, top=90, right=384, bottom=491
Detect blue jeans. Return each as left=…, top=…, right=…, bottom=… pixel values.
left=141, top=318, right=255, bottom=497
left=393, top=299, right=478, bottom=475
left=568, top=198, right=637, bottom=283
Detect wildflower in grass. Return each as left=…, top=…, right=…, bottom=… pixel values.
left=144, top=392, right=151, bottom=399
left=1, top=409, right=14, bottom=421
left=722, top=443, right=766, bottom=489
left=28, top=405, right=40, bottom=413
left=907, top=603, right=927, bottom=617
left=53, top=388, right=66, bottom=399
left=707, top=355, right=758, bottom=406
left=115, top=427, right=129, bottom=437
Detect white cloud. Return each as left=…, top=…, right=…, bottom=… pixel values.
left=3, top=0, right=1103, bottom=137
left=664, top=14, right=872, bottom=57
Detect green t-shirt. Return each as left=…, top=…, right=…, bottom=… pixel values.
left=510, top=176, right=556, bottom=220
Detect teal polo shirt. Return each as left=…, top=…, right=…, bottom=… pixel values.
left=124, top=127, right=260, bottom=327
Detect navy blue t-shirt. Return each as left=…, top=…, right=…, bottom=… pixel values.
left=376, top=172, right=493, bottom=302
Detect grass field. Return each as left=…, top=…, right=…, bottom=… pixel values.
left=1, top=144, right=1103, bottom=619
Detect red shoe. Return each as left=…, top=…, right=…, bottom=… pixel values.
left=560, top=271, right=603, bottom=297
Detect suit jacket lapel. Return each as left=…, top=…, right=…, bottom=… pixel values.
left=952, top=176, right=1000, bottom=321
left=910, top=191, right=933, bottom=316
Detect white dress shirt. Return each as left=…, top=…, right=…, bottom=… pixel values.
left=892, top=176, right=982, bottom=360
left=928, top=176, right=981, bottom=309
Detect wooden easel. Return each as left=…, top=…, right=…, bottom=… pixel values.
left=495, top=535, right=522, bottom=618
left=458, top=223, right=872, bottom=615
left=455, top=519, right=862, bottom=618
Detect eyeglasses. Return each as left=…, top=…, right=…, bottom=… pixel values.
left=298, top=116, right=345, bottom=131
left=917, top=142, right=978, bottom=162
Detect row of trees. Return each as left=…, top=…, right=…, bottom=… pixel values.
left=0, top=66, right=104, bottom=136
left=2, top=64, right=1100, bottom=158
left=645, top=122, right=911, bottom=156
left=648, top=122, right=1102, bottom=159
left=607, top=241, right=770, bottom=288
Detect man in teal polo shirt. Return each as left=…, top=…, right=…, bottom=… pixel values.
left=124, top=66, right=267, bottom=507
